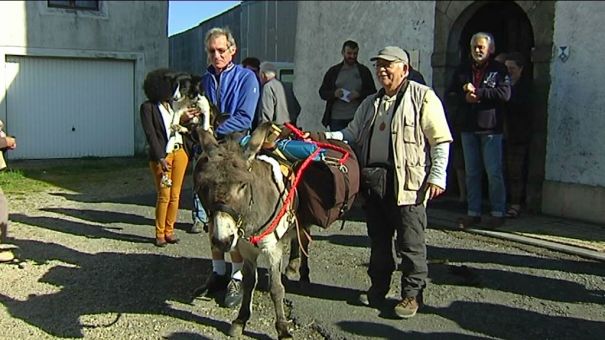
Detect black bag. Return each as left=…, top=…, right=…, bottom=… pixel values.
left=360, top=166, right=389, bottom=199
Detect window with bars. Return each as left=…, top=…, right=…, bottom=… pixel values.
left=47, top=0, right=99, bottom=11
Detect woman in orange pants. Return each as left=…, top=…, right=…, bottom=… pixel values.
left=140, top=69, right=198, bottom=247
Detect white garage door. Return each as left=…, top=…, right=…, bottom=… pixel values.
left=4, top=56, right=134, bottom=159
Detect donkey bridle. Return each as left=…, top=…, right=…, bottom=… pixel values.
left=210, top=185, right=254, bottom=236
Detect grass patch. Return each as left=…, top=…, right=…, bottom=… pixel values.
left=1, top=157, right=149, bottom=194
left=0, top=168, right=52, bottom=194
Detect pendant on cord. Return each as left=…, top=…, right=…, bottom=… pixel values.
left=379, top=122, right=386, bottom=131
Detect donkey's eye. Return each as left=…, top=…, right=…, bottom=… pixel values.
left=237, top=183, right=247, bottom=193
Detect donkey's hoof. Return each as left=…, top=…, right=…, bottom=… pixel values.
left=285, top=258, right=300, bottom=280
left=276, top=320, right=293, bottom=339
left=228, top=320, right=245, bottom=337
left=285, top=267, right=298, bottom=281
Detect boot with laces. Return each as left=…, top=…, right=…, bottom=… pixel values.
left=394, top=295, right=420, bottom=319
left=192, top=272, right=229, bottom=298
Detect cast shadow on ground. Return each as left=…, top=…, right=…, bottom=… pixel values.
left=428, top=262, right=604, bottom=305
left=41, top=208, right=152, bottom=226
left=311, top=233, right=368, bottom=248
left=163, top=332, right=213, bottom=340
left=11, top=214, right=152, bottom=244
left=423, top=301, right=605, bottom=339
left=49, top=187, right=199, bottom=210
left=0, top=238, right=267, bottom=339
left=336, top=320, right=485, bottom=339
left=428, top=245, right=605, bottom=277
left=49, top=191, right=157, bottom=207
left=283, top=279, right=360, bottom=303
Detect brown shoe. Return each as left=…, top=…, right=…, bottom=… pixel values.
left=482, top=216, right=505, bottom=229
left=165, top=235, right=180, bottom=244
left=457, top=215, right=481, bottom=229
left=394, top=296, right=420, bottom=319
left=155, top=238, right=167, bottom=247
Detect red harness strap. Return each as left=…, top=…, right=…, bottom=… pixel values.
left=248, top=123, right=350, bottom=246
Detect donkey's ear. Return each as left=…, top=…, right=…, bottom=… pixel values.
left=243, top=121, right=273, bottom=162
left=197, top=126, right=218, bottom=153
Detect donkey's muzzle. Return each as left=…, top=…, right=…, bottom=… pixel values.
left=211, top=234, right=235, bottom=253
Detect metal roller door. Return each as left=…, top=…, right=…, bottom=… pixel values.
left=4, top=56, right=134, bottom=159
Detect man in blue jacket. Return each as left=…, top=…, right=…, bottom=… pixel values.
left=193, top=27, right=260, bottom=308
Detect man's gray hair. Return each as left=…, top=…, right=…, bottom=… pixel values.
left=205, top=27, right=237, bottom=50
left=259, top=61, right=277, bottom=78
left=470, top=32, right=496, bottom=54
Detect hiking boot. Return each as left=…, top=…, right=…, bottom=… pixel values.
left=192, top=272, right=229, bottom=298
left=482, top=216, right=505, bottom=229
left=224, top=279, right=243, bottom=308
left=357, top=291, right=386, bottom=308
left=394, top=296, right=420, bottom=319
left=457, top=215, right=481, bottom=229
left=155, top=238, right=167, bottom=247
left=190, top=221, right=205, bottom=234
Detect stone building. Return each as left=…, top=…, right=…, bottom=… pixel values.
left=0, top=1, right=167, bottom=159
left=294, top=1, right=605, bottom=224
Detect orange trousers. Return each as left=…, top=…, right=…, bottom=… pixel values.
left=149, top=148, right=188, bottom=240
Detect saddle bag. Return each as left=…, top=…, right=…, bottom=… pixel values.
left=296, top=140, right=360, bottom=229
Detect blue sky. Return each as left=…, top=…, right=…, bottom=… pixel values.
left=168, top=0, right=241, bottom=36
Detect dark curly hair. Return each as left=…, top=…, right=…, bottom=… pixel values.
left=143, top=68, right=175, bottom=103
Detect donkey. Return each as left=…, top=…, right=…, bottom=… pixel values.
left=194, top=123, right=308, bottom=339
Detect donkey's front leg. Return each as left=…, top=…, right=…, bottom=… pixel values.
left=228, top=258, right=257, bottom=337
left=268, top=245, right=292, bottom=339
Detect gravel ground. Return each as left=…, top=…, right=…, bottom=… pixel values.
left=1, top=165, right=604, bottom=339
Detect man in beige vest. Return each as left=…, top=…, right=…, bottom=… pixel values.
left=321, top=46, right=452, bottom=318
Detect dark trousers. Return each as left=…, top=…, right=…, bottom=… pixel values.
left=505, top=143, right=529, bottom=206
left=365, top=171, right=427, bottom=299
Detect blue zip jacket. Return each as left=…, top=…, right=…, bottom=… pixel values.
left=202, top=63, right=260, bottom=137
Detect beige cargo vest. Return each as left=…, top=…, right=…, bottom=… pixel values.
left=357, top=81, right=431, bottom=206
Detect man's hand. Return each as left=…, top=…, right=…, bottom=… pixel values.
left=4, top=137, right=16, bottom=149
left=463, top=83, right=475, bottom=93
left=0, top=136, right=16, bottom=150
left=465, top=92, right=480, bottom=103
left=428, top=183, right=445, bottom=200
left=159, top=158, right=170, bottom=172
left=334, top=88, right=343, bottom=98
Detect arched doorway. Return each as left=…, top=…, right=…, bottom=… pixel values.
left=432, top=1, right=555, bottom=213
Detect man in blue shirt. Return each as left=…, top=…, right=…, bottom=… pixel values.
left=193, top=27, right=260, bottom=308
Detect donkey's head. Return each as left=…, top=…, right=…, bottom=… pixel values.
left=194, top=123, right=276, bottom=252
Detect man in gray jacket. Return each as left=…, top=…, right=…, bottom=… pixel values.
left=258, top=62, right=301, bottom=125
left=322, top=46, right=452, bottom=318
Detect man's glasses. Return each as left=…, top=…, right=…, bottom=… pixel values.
left=207, top=47, right=230, bottom=55
left=374, top=60, right=403, bottom=69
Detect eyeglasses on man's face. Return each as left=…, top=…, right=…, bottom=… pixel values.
left=373, top=60, right=402, bottom=69
left=207, top=47, right=231, bottom=56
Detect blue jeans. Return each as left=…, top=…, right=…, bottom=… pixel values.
left=460, top=132, right=506, bottom=217
left=191, top=145, right=208, bottom=224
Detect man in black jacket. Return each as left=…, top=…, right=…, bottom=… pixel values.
left=450, top=32, right=511, bottom=229
left=319, top=40, right=376, bottom=131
